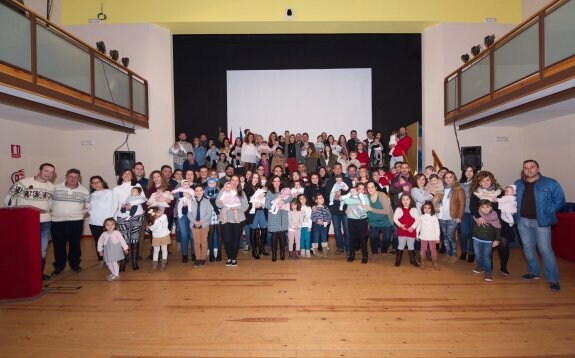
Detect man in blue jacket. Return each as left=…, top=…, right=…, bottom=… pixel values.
left=515, top=160, right=565, bottom=292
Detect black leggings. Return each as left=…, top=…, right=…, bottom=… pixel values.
left=496, top=236, right=510, bottom=272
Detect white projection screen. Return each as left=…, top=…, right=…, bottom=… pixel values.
left=226, top=69, right=372, bottom=140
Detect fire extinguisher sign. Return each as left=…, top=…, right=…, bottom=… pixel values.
left=11, top=144, right=21, bottom=158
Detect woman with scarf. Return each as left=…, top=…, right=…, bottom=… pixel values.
left=469, top=171, right=514, bottom=276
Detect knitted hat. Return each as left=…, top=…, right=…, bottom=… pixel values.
left=505, top=184, right=516, bottom=194
left=207, top=177, right=218, bottom=186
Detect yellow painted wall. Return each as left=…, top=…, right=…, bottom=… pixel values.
left=61, top=0, right=523, bottom=34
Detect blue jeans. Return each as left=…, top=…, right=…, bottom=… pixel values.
left=242, top=224, right=251, bottom=249
left=312, top=223, right=328, bottom=244
left=473, top=238, right=493, bottom=274
left=439, top=219, right=458, bottom=256
left=331, top=214, right=349, bottom=252
left=369, top=225, right=392, bottom=254
left=178, top=215, right=194, bottom=257
left=40, top=221, right=51, bottom=259
left=250, top=210, right=268, bottom=229
left=300, top=227, right=311, bottom=250
left=517, top=218, right=560, bottom=283
left=460, top=213, right=474, bottom=254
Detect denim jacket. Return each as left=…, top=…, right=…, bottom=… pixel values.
left=514, top=175, right=565, bottom=227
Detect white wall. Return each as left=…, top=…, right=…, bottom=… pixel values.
left=422, top=21, right=574, bottom=200
left=1, top=23, right=174, bottom=194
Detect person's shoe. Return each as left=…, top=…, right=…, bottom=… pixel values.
left=448, top=256, right=459, bottom=264
left=50, top=269, right=63, bottom=277
left=193, top=261, right=201, bottom=268
left=72, top=267, right=83, bottom=273
left=107, top=275, right=119, bottom=282
left=467, top=254, right=475, bottom=263
left=441, top=255, right=450, bottom=263
left=182, top=255, right=188, bottom=263
left=484, top=273, right=493, bottom=282
left=98, top=261, right=105, bottom=269
left=226, top=259, right=233, bottom=267
left=361, top=257, right=368, bottom=264
left=550, top=282, right=561, bottom=292
left=149, top=261, right=158, bottom=272
left=389, top=249, right=397, bottom=256
left=160, top=259, right=168, bottom=271
left=231, top=259, right=238, bottom=267
left=243, top=245, right=249, bottom=252
left=459, top=252, right=467, bottom=260
left=500, top=269, right=510, bottom=277
left=42, top=274, right=51, bottom=281
left=472, top=267, right=484, bottom=274
left=521, top=273, right=541, bottom=281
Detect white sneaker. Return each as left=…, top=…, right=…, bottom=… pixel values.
left=107, top=275, right=119, bottom=281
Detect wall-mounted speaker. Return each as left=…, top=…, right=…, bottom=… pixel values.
left=460, top=146, right=482, bottom=171
left=114, top=151, right=135, bottom=176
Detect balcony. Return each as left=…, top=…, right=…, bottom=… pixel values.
left=0, top=0, right=148, bottom=132
left=444, top=0, right=575, bottom=129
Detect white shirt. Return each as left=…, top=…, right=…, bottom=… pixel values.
left=88, top=189, right=116, bottom=226
left=439, top=187, right=452, bottom=220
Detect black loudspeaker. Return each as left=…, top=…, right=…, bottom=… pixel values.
left=460, top=146, right=482, bottom=171
left=114, top=151, right=135, bottom=176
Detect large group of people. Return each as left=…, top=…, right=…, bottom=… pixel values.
left=4, top=127, right=566, bottom=292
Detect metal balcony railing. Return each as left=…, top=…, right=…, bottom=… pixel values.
left=0, top=0, right=149, bottom=131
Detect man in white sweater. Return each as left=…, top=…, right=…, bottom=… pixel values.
left=50, top=168, right=89, bottom=277
left=4, top=163, right=56, bottom=280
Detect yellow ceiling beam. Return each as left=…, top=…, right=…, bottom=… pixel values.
left=62, top=0, right=523, bottom=34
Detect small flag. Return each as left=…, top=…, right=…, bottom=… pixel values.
left=239, top=127, right=243, bottom=142
left=229, top=129, right=233, bottom=142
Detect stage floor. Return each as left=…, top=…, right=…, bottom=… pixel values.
left=1, top=238, right=574, bottom=357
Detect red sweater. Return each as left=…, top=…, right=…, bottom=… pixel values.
left=397, top=207, right=416, bottom=238
left=356, top=151, right=369, bottom=169
left=392, top=135, right=413, bottom=157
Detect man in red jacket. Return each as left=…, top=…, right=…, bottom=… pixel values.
left=390, top=127, right=413, bottom=167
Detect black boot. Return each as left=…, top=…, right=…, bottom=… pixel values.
left=271, top=233, right=278, bottom=262
left=459, top=252, right=467, bottom=260
left=467, top=253, right=475, bottom=263
left=259, top=229, right=270, bottom=256
left=395, top=250, right=404, bottom=267
left=408, top=250, right=419, bottom=267
left=119, top=255, right=127, bottom=272
left=347, top=248, right=355, bottom=262
left=279, top=233, right=286, bottom=261
left=131, top=243, right=140, bottom=270
left=41, top=258, right=50, bottom=281
left=250, top=229, right=260, bottom=259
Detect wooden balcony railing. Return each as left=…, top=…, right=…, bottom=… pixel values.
left=0, top=0, right=149, bottom=131
left=444, top=0, right=575, bottom=128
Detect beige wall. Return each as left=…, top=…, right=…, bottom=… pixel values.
left=1, top=23, right=174, bottom=194
left=25, top=0, right=62, bottom=24
left=522, top=114, right=575, bottom=199
left=522, top=0, right=552, bottom=20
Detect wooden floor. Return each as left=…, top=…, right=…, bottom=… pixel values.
left=1, top=238, right=575, bottom=357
